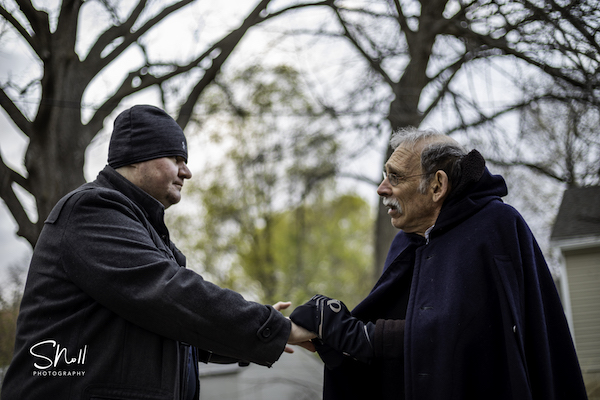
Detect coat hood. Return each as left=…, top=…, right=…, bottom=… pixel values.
left=431, top=150, right=508, bottom=238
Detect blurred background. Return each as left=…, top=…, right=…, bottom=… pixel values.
left=0, top=0, right=598, bottom=397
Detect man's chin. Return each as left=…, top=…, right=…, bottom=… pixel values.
left=390, top=216, right=403, bottom=229
left=164, top=194, right=182, bottom=208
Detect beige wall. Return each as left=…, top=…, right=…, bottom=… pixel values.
left=564, top=247, right=600, bottom=372
left=563, top=246, right=600, bottom=399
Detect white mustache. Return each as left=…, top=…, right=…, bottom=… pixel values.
left=382, top=197, right=401, bottom=213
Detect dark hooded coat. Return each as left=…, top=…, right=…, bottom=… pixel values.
left=323, top=168, right=587, bottom=400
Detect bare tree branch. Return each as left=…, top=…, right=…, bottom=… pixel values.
left=13, top=0, right=51, bottom=53
left=0, top=87, right=32, bottom=137
left=261, top=0, right=333, bottom=20
left=392, top=0, right=413, bottom=40
left=0, top=156, right=37, bottom=245
left=179, top=0, right=287, bottom=127
left=85, top=0, right=196, bottom=76
left=487, top=158, right=566, bottom=183
left=0, top=4, right=35, bottom=50
left=329, top=5, right=395, bottom=88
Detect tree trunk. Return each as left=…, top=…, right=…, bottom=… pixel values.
left=372, top=1, right=443, bottom=276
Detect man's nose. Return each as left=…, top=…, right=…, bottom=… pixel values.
left=377, top=177, right=391, bottom=197
left=180, top=163, right=192, bottom=179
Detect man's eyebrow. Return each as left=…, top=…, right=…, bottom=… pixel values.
left=384, top=164, right=402, bottom=174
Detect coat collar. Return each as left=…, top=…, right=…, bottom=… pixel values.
left=431, top=167, right=508, bottom=239
left=95, top=165, right=170, bottom=242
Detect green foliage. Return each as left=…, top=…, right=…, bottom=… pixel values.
left=0, top=298, right=19, bottom=369
left=236, top=192, right=374, bottom=308
left=168, top=63, right=374, bottom=308
left=171, top=182, right=374, bottom=309
left=0, top=264, right=26, bottom=374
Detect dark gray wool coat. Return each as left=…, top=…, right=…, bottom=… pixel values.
left=1, top=166, right=290, bottom=400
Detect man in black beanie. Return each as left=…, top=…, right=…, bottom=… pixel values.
left=2, top=105, right=314, bottom=400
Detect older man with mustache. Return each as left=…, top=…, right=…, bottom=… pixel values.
left=291, top=127, right=587, bottom=400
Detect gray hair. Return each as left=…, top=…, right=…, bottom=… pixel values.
left=390, top=127, right=467, bottom=194
left=390, top=127, right=443, bottom=151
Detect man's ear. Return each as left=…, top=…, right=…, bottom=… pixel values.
left=431, top=170, right=450, bottom=203
left=115, top=164, right=139, bottom=183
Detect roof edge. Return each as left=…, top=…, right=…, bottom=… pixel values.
left=551, top=235, right=600, bottom=251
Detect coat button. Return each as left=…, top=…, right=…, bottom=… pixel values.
left=262, top=328, right=271, bottom=338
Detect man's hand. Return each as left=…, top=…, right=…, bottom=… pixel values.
left=273, top=301, right=316, bottom=353
left=290, top=294, right=374, bottom=363
left=289, top=320, right=317, bottom=345
left=273, top=301, right=292, bottom=313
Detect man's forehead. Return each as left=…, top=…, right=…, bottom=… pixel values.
left=385, top=145, right=420, bottom=172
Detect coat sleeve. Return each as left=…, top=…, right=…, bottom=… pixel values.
left=312, top=318, right=405, bottom=369
left=54, top=188, right=290, bottom=367
left=373, top=319, right=405, bottom=359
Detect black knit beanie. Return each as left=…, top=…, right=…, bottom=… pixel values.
left=108, top=105, right=188, bottom=169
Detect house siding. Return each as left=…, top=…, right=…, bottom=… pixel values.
left=564, top=246, right=600, bottom=373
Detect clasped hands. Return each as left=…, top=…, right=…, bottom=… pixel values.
left=273, top=301, right=316, bottom=353
left=274, top=295, right=373, bottom=367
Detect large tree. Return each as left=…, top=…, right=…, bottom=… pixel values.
left=275, top=0, right=599, bottom=272
left=0, top=0, right=326, bottom=247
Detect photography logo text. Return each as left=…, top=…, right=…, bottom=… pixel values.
left=29, top=339, right=88, bottom=377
